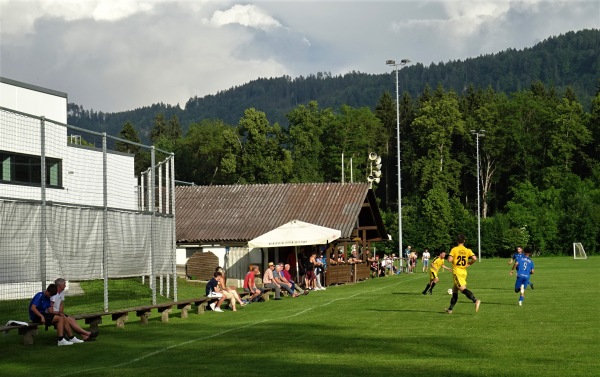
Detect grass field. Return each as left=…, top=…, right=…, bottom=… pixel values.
left=1, top=258, right=598, bottom=377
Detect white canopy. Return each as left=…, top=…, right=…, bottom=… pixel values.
left=248, top=220, right=341, bottom=249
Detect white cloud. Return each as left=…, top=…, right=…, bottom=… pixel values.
left=0, top=0, right=157, bottom=34
left=0, top=0, right=598, bottom=113
left=204, top=4, right=283, bottom=30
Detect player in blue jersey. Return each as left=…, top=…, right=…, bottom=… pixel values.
left=509, top=246, right=534, bottom=289
left=510, top=249, right=534, bottom=306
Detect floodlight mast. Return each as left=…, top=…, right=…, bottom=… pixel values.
left=386, top=58, right=411, bottom=255
left=470, top=129, right=485, bottom=262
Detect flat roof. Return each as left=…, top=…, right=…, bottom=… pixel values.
left=0, top=76, right=68, bottom=99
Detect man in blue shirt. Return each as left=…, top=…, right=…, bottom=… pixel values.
left=509, top=246, right=534, bottom=289
left=29, top=284, right=73, bottom=346
left=205, top=272, right=226, bottom=312
left=510, top=250, right=535, bottom=306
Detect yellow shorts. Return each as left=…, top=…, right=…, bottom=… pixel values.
left=429, top=270, right=438, bottom=280
left=452, top=271, right=468, bottom=288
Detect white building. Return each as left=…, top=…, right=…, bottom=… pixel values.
left=0, top=77, right=147, bottom=301
left=0, top=77, right=137, bottom=209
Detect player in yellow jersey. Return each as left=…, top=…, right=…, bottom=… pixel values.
left=422, top=250, right=451, bottom=295
left=445, top=234, right=481, bottom=313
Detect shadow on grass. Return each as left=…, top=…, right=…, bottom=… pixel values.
left=390, top=292, right=425, bottom=296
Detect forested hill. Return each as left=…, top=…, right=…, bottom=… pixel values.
left=67, top=29, right=599, bottom=140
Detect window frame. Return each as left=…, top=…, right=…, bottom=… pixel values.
left=0, top=150, right=63, bottom=188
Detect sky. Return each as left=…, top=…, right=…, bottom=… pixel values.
left=1, top=0, right=598, bottom=113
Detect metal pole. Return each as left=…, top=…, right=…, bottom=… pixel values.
left=476, top=132, right=482, bottom=262
left=341, top=152, right=344, bottom=184
left=170, top=153, right=178, bottom=301
left=387, top=59, right=410, bottom=255
left=40, top=117, right=46, bottom=291
left=395, top=64, right=402, bottom=255
left=102, top=133, right=109, bottom=310
left=150, top=146, right=156, bottom=305
left=470, top=130, right=484, bottom=262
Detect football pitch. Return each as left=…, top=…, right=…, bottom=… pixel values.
left=1, top=258, right=598, bottom=377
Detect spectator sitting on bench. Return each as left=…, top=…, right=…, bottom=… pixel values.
left=263, top=262, right=282, bottom=300
left=244, top=265, right=264, bottom=302
left=205, top=272, right=226, bottom=312
left=217, top=270, right=247, bottom=311
left=51, top=278, right=98, bottom=342
left=283, top=263, right=308, bottom=296
left=274, top=264, right=298, bottom=297
left=29, top=284, right=75, bottom=346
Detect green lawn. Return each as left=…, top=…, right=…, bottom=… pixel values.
left=1, top=258, right=598, bottom=377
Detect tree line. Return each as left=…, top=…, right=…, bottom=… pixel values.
left=117, top=81, right=600, bottom=258
left=68, top=29, right=600, bottom=141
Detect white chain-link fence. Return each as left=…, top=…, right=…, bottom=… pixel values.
left=0, top=106, right=176, bottom=323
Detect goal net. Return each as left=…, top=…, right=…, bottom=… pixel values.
left=573, top=243, right=588, bottom=259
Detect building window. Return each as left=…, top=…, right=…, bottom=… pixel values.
left=0, top=150, right=62, bottom=187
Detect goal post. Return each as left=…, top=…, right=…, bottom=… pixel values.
left=573, top=243, right=588, bottom=259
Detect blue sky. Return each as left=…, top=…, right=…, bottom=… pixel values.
left=1, top=0, right=598, bottom=112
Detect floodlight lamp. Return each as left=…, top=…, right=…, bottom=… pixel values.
left=386, top=59, right=396, bottom=66
left=400, top=59, right=411, bottom=64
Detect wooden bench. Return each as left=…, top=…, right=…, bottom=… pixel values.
left=71, top=302, right=181, bottom=330
left=0, top=322, right=40, bottom=345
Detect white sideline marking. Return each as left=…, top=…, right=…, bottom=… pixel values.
left=54, top=276, right=420, bottom=377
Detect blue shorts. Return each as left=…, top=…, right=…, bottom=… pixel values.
left=515, top=276, right=530, bottom=292
left=423, top=260, right=429, bottom=267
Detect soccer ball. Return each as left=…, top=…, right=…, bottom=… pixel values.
left=447, top=288, right=453, bottom=295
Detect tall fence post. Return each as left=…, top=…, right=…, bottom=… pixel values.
left=102, top=133, right=109, bottom=312
left=170, top=153, right=177, bottom=301
left=150, top=146, right=156, bottom=305
left=40, top=117, right=47, bottom=291
left=158, top=161, right=164, bottom=297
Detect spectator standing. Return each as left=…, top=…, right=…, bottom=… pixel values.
left=409, top=249, right=417, bottom=273
left=312, top=252, right=326, bottom=290
left=304, top=253, right=316, bottom=290
left=403, top=245, right=412, bottom=272
left=422, top=249, right=431, bottom=273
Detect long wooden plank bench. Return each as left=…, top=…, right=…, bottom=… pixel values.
left=3, top=287, right=277, bottom=345
left=0, top=322, right=40, bottom=345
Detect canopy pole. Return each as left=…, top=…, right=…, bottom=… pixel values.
left=295, top=246, right=299, bottom=283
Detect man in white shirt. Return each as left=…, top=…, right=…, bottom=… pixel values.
left=51, top=278, right=98, bottom=342
left=422, top=249, right=431, bottom=273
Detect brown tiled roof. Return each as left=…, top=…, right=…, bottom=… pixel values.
left=175, top=182, right=383, bottom=244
